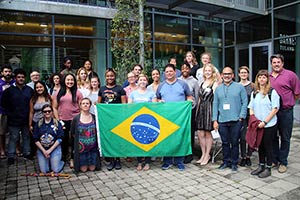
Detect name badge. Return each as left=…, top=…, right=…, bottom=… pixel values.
left=223, top=103, right=230, bottom=110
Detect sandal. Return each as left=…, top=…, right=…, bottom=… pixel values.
left=143, top=164, right=150, bottom=171
left=136, top=163, right=142, bottom=171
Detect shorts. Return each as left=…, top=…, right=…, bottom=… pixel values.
left=79, top=150, right=98, bottom=167
left=0, top=114, right=7, bottom=136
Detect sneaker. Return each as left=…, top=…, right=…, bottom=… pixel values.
left=258, top=168, right=271, bottom=178
left=106, top=161, right=115, bottom=171
left=245, top=158, right=252, bottom=166
left=161, top=163, right=172, bottom=170
left=218, top=162, right=230, bottom=170
left=7, top=157, right=14, bottom=165
left=177, top=164, right=185, bottom=171
left=278, top=164, right=287, bottom=173
left=231, top=165, right=238, bottom=172
left=251, top=165, right=265, bottom=175
left=239, top=158, right=246, bottom=167
left=115, top=160, right=122, bottom=170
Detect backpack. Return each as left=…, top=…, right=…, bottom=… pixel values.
left=252, top=88, right=274, bottom=102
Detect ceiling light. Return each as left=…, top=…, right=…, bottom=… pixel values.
left=40, top=23, right=48, bottom=27
left=16, top=22, right=24, bottom=26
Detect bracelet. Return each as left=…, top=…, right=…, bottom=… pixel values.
left=263, top=121, right=268, bottom=125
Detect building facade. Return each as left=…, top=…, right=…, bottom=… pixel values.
left=0, top=0, right=299, bottom=83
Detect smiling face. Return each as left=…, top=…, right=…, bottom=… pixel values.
left=221, top=67, right=234, bottom=85
left=201, top=54, right=211, bottom=65
left=15, top=73, right=25, bottom=86
left=165, top=66, right=176, bottom=81
left=65, top=74, right=75, bottom=88
left=79, top=69, right=87, bottom=81
left=137, top=76, right=148, bottom=88
left=105, top=71, right=116, bottom=86
left=238, top=68, right=249, bottom=81
left=64, top=59, right=72, bottom=69
left=151, top=69, right=160, bottom=82
left=204, top=65, right=213, bottom=79
left=127, top=72, right=137, bottom=84
left=271, top=57, right=284, bottom=73
left=35, top=82, right=45, bottom=94
left=133, top=65, right=142, bottom=75
left=181, top=64, right=191, bottom=78
left=42, top=106, right=53, bottom=119
left=30, top=71, right=40, bottom=82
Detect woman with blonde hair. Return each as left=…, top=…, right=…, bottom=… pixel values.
left=248, top=69, right=279, bottom=178
left=195, top=63, right=219, bottom=165
left=196, top=52, right=221, bottom=84
left=76, top=67, right=90, bottom=97
left=184, top=51, right=199, bottom=79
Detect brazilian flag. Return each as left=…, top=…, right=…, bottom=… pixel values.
left=95, top=101, right=192, bottom=157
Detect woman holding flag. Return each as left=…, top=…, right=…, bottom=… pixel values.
left=128, top=74, right=157, bottom=171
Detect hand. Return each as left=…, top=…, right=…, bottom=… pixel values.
left=258, top=121, right=266, bottom=129
left=213, top=121, right=219, bottom=130
left=43, top=149, right=52, bottom=158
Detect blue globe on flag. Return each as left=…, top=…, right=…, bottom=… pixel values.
left=130, top=114, right=160, bottom=144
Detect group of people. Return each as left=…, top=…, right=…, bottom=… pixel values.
left=0, top=53, right=299, bottom=178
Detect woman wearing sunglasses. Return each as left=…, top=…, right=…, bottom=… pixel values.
left=33, top=104, right=65, bottom=173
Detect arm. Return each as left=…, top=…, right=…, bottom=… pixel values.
left=52, top=96, right=59, bottom=120
left=28, top=99, right=34, bottom=132
left=258, top=107, right=278, bottom=129
left=35, top=141, right=48, bottom=157
left=127, top=97, right=133, bottom=103
left=121, top=95, right=127, bottom=104
left=44, top=140, right=61, bottom=157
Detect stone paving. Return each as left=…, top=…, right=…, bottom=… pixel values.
left=1, top=126, right=300, bottom=200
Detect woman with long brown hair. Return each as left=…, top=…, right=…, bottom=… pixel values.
left=248, top=69, right=280, bottom=178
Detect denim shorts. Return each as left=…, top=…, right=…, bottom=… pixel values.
left=79, top=150, right=98, bottom=167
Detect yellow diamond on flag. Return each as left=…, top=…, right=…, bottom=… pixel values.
left=111, top=107, right=180, bottom=152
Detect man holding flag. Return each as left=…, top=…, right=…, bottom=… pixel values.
left=156, top=63, right=193, bottom=171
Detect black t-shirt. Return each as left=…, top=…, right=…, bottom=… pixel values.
left=98, top=85, right=126, bottom=104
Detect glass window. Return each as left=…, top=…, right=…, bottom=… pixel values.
left=55, top=37, right=106, bottom=77
left=274, top=0, right=297, bottom=7
left=0, top=11, right=52, bottom=34
left=236, top=15, right=271, bottom=43
left=0, top=35, right=52, bottom=82
left=154, top=15, right=189, bottom=43
left=154, top=43, right=190, bottom=71
left=54, top=15, right=105, bottom=37
left=274, top=37, right=300, bottom=74
left=144, top=12, right=152, bottom=41
left=192, top=20, right=222, bottom=46
left=225, top=47, right=234, bottom=69
left=192, top=46, right=222, bottom=71
left=225, top=21, right=234, bottom=46
left=274, top=4, right=300, bottom=37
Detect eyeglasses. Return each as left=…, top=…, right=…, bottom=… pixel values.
left=43, top=110, right=52, bottom=114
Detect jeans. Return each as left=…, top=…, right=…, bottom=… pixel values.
left=37, top=145, right=64, bottom=173
left=7, top=125, right=31, bottom=158
left=219, top=120, right=242, bottom=166
left=163, top=156, right=184, bottom=165
left=137, top=157, right=151, bottom=164
left=273, top=108, right=293, bottom=166
left=240, top=119, right=253, bottom=158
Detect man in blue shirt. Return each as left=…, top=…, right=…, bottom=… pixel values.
left=212, top=67, right=248, bottom=172
left=156, top=63, right=193, bottom=171
left=1, top=68, right=34, bottom=165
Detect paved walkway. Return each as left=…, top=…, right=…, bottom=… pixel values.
left=1, top=125, right=300, bottom=200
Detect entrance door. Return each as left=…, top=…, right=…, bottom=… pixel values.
left=249, top=42, right=272, bottom=81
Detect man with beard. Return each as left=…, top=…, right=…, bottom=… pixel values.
left=2, top=68, right=34, bottom=165
left=212, top=67, right=248, bottom=172
left=0, top=64, right=15, bottom=159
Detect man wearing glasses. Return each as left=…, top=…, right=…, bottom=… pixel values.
left=212, top=67, right=248, bottom=172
